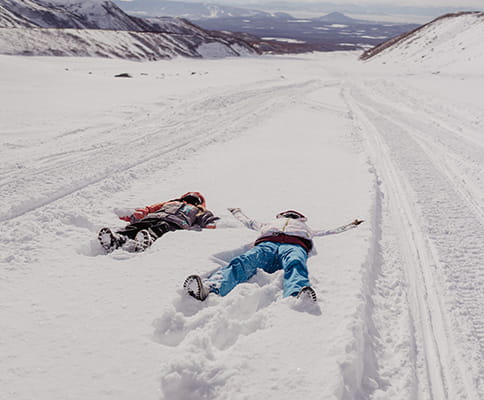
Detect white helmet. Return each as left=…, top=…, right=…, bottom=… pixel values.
left=276, top=210, right=307, bottom=222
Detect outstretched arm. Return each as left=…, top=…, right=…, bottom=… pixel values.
left=313, top=219, right=364, bottom=237
left=118, top=202, right=167, bottom=223
left=228, top=208, right=262, bottom=231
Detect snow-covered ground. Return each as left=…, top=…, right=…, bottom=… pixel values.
left=0, top=49, right=482, bottom=400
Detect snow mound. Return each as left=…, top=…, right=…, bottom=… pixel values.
left=360, top=12, right=484, bottom=73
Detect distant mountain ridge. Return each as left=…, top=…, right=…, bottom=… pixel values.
left=112, top=0, right=365, bottom=23
left=317, top=12, right=359, bottom=23
left=112, top=0, right=276, bottom=20
left=112, top=1, right=421, bottom=53
left=0, top=0, right=260, bottom=59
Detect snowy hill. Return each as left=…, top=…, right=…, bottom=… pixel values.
left=0, top=0, right=258, bottom=59
left=360, top=11, right=484, bottom=72
left=0, top=0, right=155, bottom=30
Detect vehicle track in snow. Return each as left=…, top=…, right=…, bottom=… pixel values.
left=345, top=80, right=483, bottom=400
left=353, top=80, right=484, bottom=224
left=0, top=79, right=322, bottom=224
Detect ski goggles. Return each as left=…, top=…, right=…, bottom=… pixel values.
left=276, top=210, right=307, bottom=221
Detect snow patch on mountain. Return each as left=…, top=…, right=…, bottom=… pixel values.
left=0, top=4, right=36, bottom=27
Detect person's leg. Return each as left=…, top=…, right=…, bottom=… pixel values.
left=117, top=221, right=149, bottom=239
left=279, top=244, right=310, bottom=297
left=205, top=242, right=277, bottom=296
left=98, top=227, right=126, bottom=252
left=117, top=218, right=175, bottom=240
left=145, top=219, right=177, bottom=240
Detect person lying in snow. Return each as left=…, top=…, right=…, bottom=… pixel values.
left=98, top=192, right=219, bottom=253
left=184, top=208, right=363, bottom=302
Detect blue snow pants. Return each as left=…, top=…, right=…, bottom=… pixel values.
left=206, top=242, right=310, bottom=298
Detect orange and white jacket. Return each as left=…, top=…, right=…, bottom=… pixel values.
left=120, top=200, right=218, bottom=229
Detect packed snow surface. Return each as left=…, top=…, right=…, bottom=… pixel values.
left=1, top=48, right=483, bottom=400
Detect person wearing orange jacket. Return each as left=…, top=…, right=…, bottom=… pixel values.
left=98, top=192, right=218, bottom=253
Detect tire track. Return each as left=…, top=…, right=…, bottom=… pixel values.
left=345, top=83, right=483, bottom=400
left=353, top=80, right=484, bottom=224
left=0, top=80, right=322, bottom=223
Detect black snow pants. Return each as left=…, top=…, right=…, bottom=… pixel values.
left=117, top=217, right=178, bottom=240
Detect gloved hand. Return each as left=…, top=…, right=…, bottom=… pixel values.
left=198, top=211, right=220, bottom=228
left=228, top=208, right=241, bottom=214
left=352, top=219, right=364, bottom=225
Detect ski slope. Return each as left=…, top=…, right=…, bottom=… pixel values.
left=0, top=50, right=482, bottom=400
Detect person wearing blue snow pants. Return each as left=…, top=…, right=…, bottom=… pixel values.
left=183, top=208, right=364, bottom=302
left=208, top=241, right=309, bottom=297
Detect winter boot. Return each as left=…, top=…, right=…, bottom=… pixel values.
left=98, top=227, right=124, bottom=252
left=296, top=286, right=317, bottom=302
left=183, top=275, right=210, bottom=301
left=133, top=229, right=154, bottom=252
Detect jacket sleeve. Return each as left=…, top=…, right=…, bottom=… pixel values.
left=228, top=208, right=262, bottom=231
left=312, top=220, right=362, bottom=237
left=119, top=202, right=166, bottom=223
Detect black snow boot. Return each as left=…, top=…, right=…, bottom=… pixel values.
left=98, top=227, right=125, bottom=252
left=296, top=286, right=317, bottom=302
left=133, top=229, right=154, bottom=252
left=183, top=275, right=210, bottom=301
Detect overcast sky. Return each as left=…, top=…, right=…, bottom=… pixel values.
left=165, top=0, right=484, bottom=9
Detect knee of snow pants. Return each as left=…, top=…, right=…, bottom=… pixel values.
left=206, top=242, right=277, bottom=296
left=146, top=220, right=176, bottom=239
left=205, top=242, right=310, bottom=298
left=278, top=244, right=310, bottom=297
